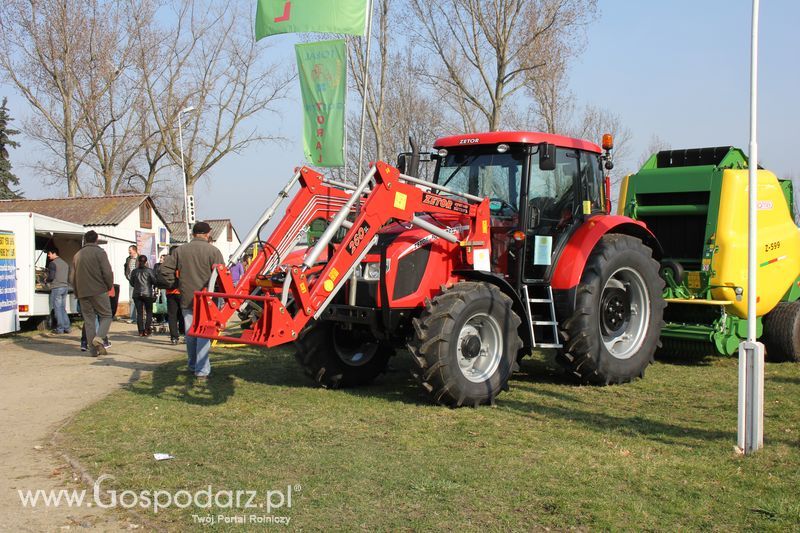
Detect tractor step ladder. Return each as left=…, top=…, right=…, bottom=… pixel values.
left=522, top=284, right=562, bottom=349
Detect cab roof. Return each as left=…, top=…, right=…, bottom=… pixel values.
left=433, top=131, right=602, bottom=153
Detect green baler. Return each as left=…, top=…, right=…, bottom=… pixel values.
left=619, top=146, right=800, bottom=360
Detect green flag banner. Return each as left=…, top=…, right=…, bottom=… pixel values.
left=256, top=0, right=368, bottom=40
left=295, top=39, right=346, bottom=167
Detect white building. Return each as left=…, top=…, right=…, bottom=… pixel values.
left=167, top=219, right=242, bottom=264
left=0, top=195, right=171, bottom=315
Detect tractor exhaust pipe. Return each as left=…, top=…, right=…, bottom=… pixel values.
left=407, top=136, right=421, bottom=178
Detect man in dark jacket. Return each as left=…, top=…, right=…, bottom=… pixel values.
left=71, top=231, right=114, bottom=356
left=124, top=245, right=138, bottom=324
left=174, top=221, right=224, bottom=379
left=46, top=247, right=71, bottom=333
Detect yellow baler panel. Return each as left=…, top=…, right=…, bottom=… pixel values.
left=616, top=174, right=630, bottom=216
left=711, top=168, right=800, bottom=317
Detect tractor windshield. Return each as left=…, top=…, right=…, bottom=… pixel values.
left=434, top=149, right=525, bottom=212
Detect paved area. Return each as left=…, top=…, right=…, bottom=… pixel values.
left=0, top=320, right=184, bottom=531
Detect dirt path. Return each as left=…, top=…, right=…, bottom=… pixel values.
left=0, top=321, right=184, bottom=531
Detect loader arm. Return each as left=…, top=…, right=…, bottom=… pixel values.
left=191, top=161, right=491, bottom=348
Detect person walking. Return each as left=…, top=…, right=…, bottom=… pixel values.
left=130, top=255, right=157, bottom=336
left=45, top=247, right=71, bottom=334
left=70, top=231, right=114, bottom=356
left=124, top=245, right=138, bottom=324
left=161, top=246, right=184, bottom=345
left=174, top=222, right=223, bottom=379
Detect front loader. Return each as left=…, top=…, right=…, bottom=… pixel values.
left=191, top=131, right=666, bottom=406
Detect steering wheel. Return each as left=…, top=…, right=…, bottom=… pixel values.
left=489, top=197, right=518, bottom=214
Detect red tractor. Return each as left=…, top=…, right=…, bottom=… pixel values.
left=191, top=131, right=665, bottom=406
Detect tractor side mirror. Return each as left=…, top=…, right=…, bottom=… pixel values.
left=538, top=143, right=556, bottom=171
left=396, top=153, right=407, bottom=174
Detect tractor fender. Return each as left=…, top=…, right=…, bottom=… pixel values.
left=452, top=269, right=533, bottom=352
left=551, top=215, right=662, bottom=292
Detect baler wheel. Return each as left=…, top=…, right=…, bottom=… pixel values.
left=557, top=234, right=665, bottom=385
left=762, top=301, right=800, bottom=362
left=408, top=282, right=521, bottom=407
left=294, top=322, right=392, bottom=388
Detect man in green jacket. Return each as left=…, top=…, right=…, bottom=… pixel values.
left=70, top=231, right=114, bottom=356
left=174, top=222, right=224, bottom=379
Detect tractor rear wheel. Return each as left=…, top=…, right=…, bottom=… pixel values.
left=762, top=301, right=800, bottom=362
left=408, top=282, right=522, bottom=407
left=294, top=321, right=392, bottom=388
left=557, top=234, right=665, bottom=385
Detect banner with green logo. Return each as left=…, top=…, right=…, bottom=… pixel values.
left=295, top=39, right=346, bottom=167
left=256, top=0, right=368, bottom=40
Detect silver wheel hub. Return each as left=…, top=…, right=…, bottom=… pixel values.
left=456, top=313, right=503, bottom=383
left=600, top=267, right=650, bottom=360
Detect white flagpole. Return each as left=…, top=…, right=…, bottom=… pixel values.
left=355, top=0, right=375, bottom=181
left=738, top=0, right=764, bottom=455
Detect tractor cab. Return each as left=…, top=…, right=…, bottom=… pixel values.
left=430, top=132, right=610, bottom=286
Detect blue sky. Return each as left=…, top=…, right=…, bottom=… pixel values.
left=3, top=0, right=797, bottom=235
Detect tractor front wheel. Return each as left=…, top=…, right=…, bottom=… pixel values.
left=408, top=282, right=522, bottom=407
left=294, top=322, right=392, bottom=388
left=762, top=301, right=800, bottom=362
left=557, top=234, right=665, bottom=385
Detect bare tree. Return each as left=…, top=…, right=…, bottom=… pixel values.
left=571, top=104, right=632, bottom=184
left=136, top=0, right=293, bottom=202
left=0, top=0, right=129, bottom=195
left=346, top=0, right=446, bottom=179
left=409, top=0, right=597, bottom=132
left=637, top=134, right=671, bottom=168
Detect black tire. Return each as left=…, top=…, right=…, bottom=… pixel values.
left=762, top=301, right=800, bottom=362
left=408, top=282, right=522, bottom=407
left=557, top=234, right=665, bottom=385
left=294, top=321, right=392, bottom=388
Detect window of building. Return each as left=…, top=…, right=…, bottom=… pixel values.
left=139, top=202, right=152, bottom=229
left=227, top=223, right=233, bottom=242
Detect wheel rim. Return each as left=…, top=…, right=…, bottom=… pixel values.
left=456, top=312, right=503, bottom=383
left=332, top=327, right=378, bottom=367
left=600, top=267, right=650, bottom=360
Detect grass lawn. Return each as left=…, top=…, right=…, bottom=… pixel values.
left=60, top=346, right=800, bottom=531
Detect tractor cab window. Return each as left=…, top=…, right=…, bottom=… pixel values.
left=580, top=151, right=605, bottom=214
left=528, top=148, right=580, bottom=228
left=435, top=149, right=524, bottom=216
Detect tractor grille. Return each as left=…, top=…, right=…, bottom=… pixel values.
left=393, top=244, right=432, bottom=300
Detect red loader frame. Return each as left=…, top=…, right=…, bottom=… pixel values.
left=191, top=161, right=491, bottom=348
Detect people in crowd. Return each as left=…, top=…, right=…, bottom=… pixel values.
left=123, top=245, right=138, bottom=324
left=174, top=222, right=224, bottom=380
left=130, top=255, right=157, bottom=336
left=70, top=231, right=113, bottom=356
left=45, top=247, right=71, bottom=334
left=230, top=259, right=244, bottom=286
left=163, top=247, right=184, bottom=345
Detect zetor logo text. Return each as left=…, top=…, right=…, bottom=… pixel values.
left=458, top=138, right=480, bottom=144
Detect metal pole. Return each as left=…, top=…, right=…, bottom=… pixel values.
left=738, top=0, right=764, bottom=455
left=355, top=0, right=375, bottom=180
left=177, top=106, right=195, bottom=240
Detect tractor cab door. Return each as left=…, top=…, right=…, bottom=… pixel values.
left=523, top=147, right=607, bottom=281
left=523, top=147, right=581, bottom=281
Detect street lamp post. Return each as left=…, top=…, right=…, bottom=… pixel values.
left=177, top=106, right=195, bottom=239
